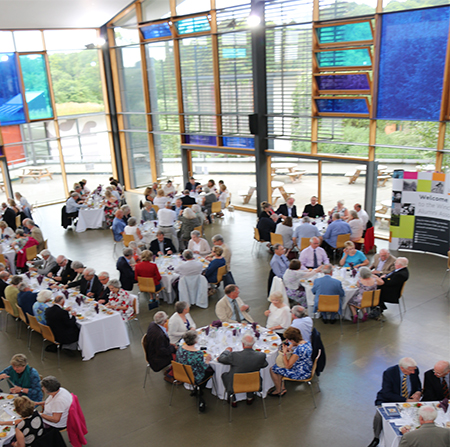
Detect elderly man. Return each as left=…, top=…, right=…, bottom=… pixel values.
left=422, top=360, right=450, bottom=402
left=121, top=205, right=131, bottom=224
left=157, top=202, right=178, bottom=252
left=112, top=209, right=126, bottom=242
left=174, top=249, right=203, bottom=276
left=367, top=357, right=422, bottom=447
left=257, top=213, right=278, bottom=242
left=181, top=189, right=196, bottom=206
left=302, top=196, right=325, bottom=218
left=1, top=202, right=16, bottom=231
left=65, top=192, right=83, bottom=218
left=216, top=285, right=254, bottom=323
left=218, top=333, right=268, bottom=407
left=293, top=217, right=322, bottom=248
left=276, top=197, right=298, bottom=219
left=23, top=219, right=45, bottom=253
left=172, top=198, right=183, bottom=217
left=45, top=294, right=80, bottom=352
left=203, top=186, right=217, bottom=223
left=290, top=305, right=313, bottom=343
left=185, top=176, right=200, bottom=192
left=311, top=264, right=345, bottom=324
left=300, top=237, right=329, bottom=270
left=48, top=256, right=76, bottom=284
left=17, top=282, right=38, bottom=322
left=116, top=248, right=135, bottom=291
left=145, top=311, right=176, bottom=383
left=379, top=257, right=409, bottom=311
left=67, top=267, right=102, bottom=299
left=370, top=249, right=396, bottom=275
left=96, top=271, right=111, bottom=304
left=149, top=231, right=176, bottom=256
left=268, top=244, right=289, bottom=293
left=29, top=249, right=57, bottom=275
left=400, top=405, right=450, bottom=447
left=354, top=203, right=369, bottom=230
left=322, top=213, right=352, bottom=258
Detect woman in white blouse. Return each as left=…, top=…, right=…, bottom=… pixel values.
left=187, top=230, right=211, bottom=256
left=264, top=291, right=291, bottom=335
left=124, top=217, right=143, bottom=242
left=276, top=216, right=294, bottom=249
left=168, top=301, right=197, bottom=344
left=347, top=210, right=364, bottom=241
left=283, top=259, right=321, bottom=307
left=163, top=180, right=177, bottom=197
left=153, top=189, right=170, bottom=210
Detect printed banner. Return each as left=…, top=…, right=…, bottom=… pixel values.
left=389, top=171, right=450, bottom=256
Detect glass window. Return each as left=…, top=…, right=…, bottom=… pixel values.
left=116, top=46, right=145, bottom=112
left=59, top=115, right=108, bottom=137
left=48, top=50, right=105, bottom=116
left=176, top=0, right=211, bottom=15
left=319, top=0, right=377, bottom=21
left=121, top=113, right=147, bottom=131
left=19, top=54, right=53, bottom=120
left=0, top=53, right=26, bottom=125
left=216, top=3, right=251, bottom=32
left=23, top=121, right=56, bottom=141
left=316, top=48, right=371, bottom=67
left=316, top=98, right=369, bottom=114
left=318, top=118, right=370, bottom=144
left=318, top=142, right=369, bottom=157
left=316, top=22, right=372, bottom=44
left=123, top=131, right=152, bottom=189
left=13, top=31, right=44, bottom=52
left=0, top=32, right=15, bottom=52
left=113, top=9, right=140, bottom=46
left=176, top=16, right=211, bottom=34
left=154, top=134, right=183, bottom=178
left=142, top=0, right=171, bottom=21
left=141, top=23, right=172, bottom=40
left=265, top=0, right=313, bottom=26
left=43, top=30, right=99, bottom=51
left=216, top=0, right=250, bottom=8
left=315, top=74, right=370, bottom=91
left=383, top=0, right=450, bottom=12
left=268, top=137, right=311, bottom=152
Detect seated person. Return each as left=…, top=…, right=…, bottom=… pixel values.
left=328, top=199, right=349, bottom=219
left=292, top=216, right=322, bottom=248
left=290, top=305, right=313, bottom=343
left=112, top=209, right=126, bottom=242
left=17, top=282, right=38, bottom=322
left=12, top=229, right=39, bottom=271
left=264, top=291, right=291, bottom=335
left=168, top=301, right=196, bottom=344
left=321, top=213, right=351, bottom=257
left=29, top=249, right=57, bottom=276
left=0, top=221, right=15, bottom=238
left=33, top=290, right=53, bottom=324
left=303, top=196, right=324, bottom=218
left=202, top=187, right=217, bottom=223
left=106, top=279, right=133, bottom=321
left=181, top=189, right=196, bottom=206
left=5, top=275, right=22, bottom=317
left=134, top=250, right=162, bottom=291
left=259, top=201, right=276, bottom=220
left=163, top=180, right=176, bottom=198
left=124, top=217, right=144, bottom=242
left=378, top=257, right=409, bottom=312
left=299, top=237, right=329, bottom=270
left=204, top=246, right=226, bottom=283
left=185, top=177, right=200, bottom=192
left=422, top=360, right=450, bottom=402
left=178, top=208, right=201, bottom=250
left=215, top=285, right=254, bottom=323
left=339, top=241, right=369, bottom=268
left=347, top=210, right=364, bottom=242
left=174, top=249, right=203, bottom=276
left=276, top=217, right=294, bottom=249
left=67, top=267, right=102, bottom=299
left=256, top=213, right=278, bottom=242
left=116, top=248, right=136, bottom=291
left=269, top=327, right=313, bottom=396
left=141, top=201, right=157, bottom=222
left=149, top=231, right=176, bottom=256
left=217, top=184, right=229, bottom=211
left=176, top=329, right=214, bottom=411
left=172, top=198, right=183, bottom=217
left=65, top=192, right=84, bottom=218
left=276, top=197, right=297, bottom=219
left=48, top=256, right=76, bottom=284
left=283, top=259, right=320, bottom=307
left=153, top=189, right=170, bottom=209
left=188, top=230, right=211, bottom=256
left=369, top=249, right=396, bottom=275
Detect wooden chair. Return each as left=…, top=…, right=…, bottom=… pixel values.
left=1, top=298, right=18, bottom=333
left=210, top=201, right=223, bottom=220
left=440, top=250, right=450, bottom=286
left=26, top=313, right=42, bottom=350
left=300, top=238, right=310, bottom=252
left=279, top=349, right=322, bottom=408
left=39, top=323, right=62, bottom=368
left=398, top=282, right=407, bottom=321
left=317, top=295, right=342, bottom=334
left=353, top=290, right=381, bottom=332
left=227, top=372, right=267, bottom=422
left=0, top=253, right=6, bottom=266
left=137, top=276, right=165, bottom=302
left=122, top=234, right=134, bottom=248
left=43, top=240, right=48, bottom=249
left=152, top=205, right=159, bottom=213
left=194, top=225, right=203, bottom=237
left=170, top=361, right=216, bottom=413
left=15, top=304, right=29, bottom=339
left=15, top=215, right=21, bottom=229
left=141, top=334, right=153, bottom=388
left=209, top=265, right=228, bottom=294
left=333, top=233, right=350, bottom=263
left=26, top=245, right=38, bottom=262
left=252, top=228, right=267, bottom=258
left=270, top=233, right=284, bottom=246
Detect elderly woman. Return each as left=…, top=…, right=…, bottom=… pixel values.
left=192, top=204, right=206, bottom=226
left=106, top=279, right=133, bottom=321
left=153, top=189, right=169, bottom=210
left=188, top=230, right=211, bottom=256
left=269, top=327, right=313, bottom=397
left=141, top=201, right=157, bottom=222
left=0, top=396, right=45, bottom=446
left=347, top=210, right=364, bottom=242
left=134, top=250, right=162, bottom=292
left=264, top=291, right=291, bottom=334
left=5, top=275, right=22, bottom=317
left=218, top=184, right=229, bottom=209
left=0, top=354, right=42, bottom=401
left=71, top=260, right=85, bottom=283
left=276, top=216, right=294, bottom=249
left=176, top=329, right=214, bottom=411
left=103, top=189, right=119, bottom=227
left=12, top=229, right=39, bottom=271
left=36, top=376, right=73, bottom=429
left=32, top=290, right=52, bottom=324
left=124, top=217, right=143, bottom=242
left=178, top=207, right=201, bottom=250
left=329, top=199, right=349, bottom=219
left=339, top=241, right=369, bottom=268
left=168, top=301, right=197, bottom=344
left=348, top=266, right=384, bottom=323
left=204, top=246, right=226, bottom=283
left=283, top=260, right=321, bottom=307
left=0, top=221, right=15, bottom=238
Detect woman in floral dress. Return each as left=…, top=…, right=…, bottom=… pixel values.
left=105, top=278, right=133, bottom=321
left=103, top=190, right=119, bottom=227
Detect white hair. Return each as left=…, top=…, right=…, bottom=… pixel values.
left=154, top=311, right=168, bottom=325
left=40, top=249, right=51, bottom=257
left=37, top=289, right=53, bottom=303
left=418, top=405, right=437, bottom=422
left=242, top=333, right=256, bottom=348
left=396, top=257, right=409, bottom=267
left=399, top=357, right=417, bottom=369
left=84, top=267, right=95, bottom=276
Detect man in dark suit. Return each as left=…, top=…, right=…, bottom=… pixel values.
left=116, top=248, right=135, bottom=291
left=17, top=283, right=38, bottom=323
left=379, top=257, right=409, bottom=311
left=1, top=203, right=16, bottom=231
left=185, top=177, right=200, bottom=192
left=422, top=360, right=450, bottom=402
left=149, top=232, right=176, bottom=256
left=302, top=196, right=325, bottom=218
left=181, top=190, right=196, bottom=207
left=48, top=256, right=76, bottom=284
left=367, top=357, right=422, bottom=447
left=275, top=197, right=298, bottom=219
left=66, top=267, right=103, bottom=299
left=0, top=271, right=10, bottom=306
left=256, top=214, right=278, bottom=242
left=97, top=271, right=111, bottom=304
left=218, top=333, right=268, bottom=407
left=45, top=295, right=80, bottom=348
left=145, top=311, right=176, bottom=382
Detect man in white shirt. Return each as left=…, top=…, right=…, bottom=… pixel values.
left=174, top=250, right=203, bottom=276
left=354, top=203, right=369, bottom=230
left=299, top=237, right=329, bottom=270
left=290, top=305, right=313, bottom=343
left=157, top=202, right=178, bottom=252
left=65, top=193, right=84, bottom=216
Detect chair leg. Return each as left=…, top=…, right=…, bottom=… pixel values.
left=260, top=393, right=267, bottom=419
left=41, top=339, right=46, bottom=361
left=440, top=269, right=449, bottom=286
left=143, top=365, right=149, bottom=388
left=339, top=315, right=343, bottom=335
left=169, top=381, right=175, bottom=406
left=28, top=329, right=33, bottom=350
left=229, top=393, right=234, bottom=422
left=356, top=309, right=360, bottom=332
left=316, top=377, right=321, bottom=393
left=57, top=345, right=61, bottom=369
left=308, top=381, right=317, bottom=408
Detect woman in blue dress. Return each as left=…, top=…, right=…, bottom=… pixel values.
left=204, top=246, right=226, bottom=283
left=269, top=327, right=312, bottom=396
left=339, top=241, right=369, bottom=268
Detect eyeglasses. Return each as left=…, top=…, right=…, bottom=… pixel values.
left=433, top=369, right=448, bottom=376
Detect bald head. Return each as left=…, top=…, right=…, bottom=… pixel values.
left=434, top=360, right=450, bottom=377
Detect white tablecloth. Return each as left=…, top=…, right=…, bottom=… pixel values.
left=0, top=393, right=19, bottom=446
left=76, top=208, right=104, bottom=232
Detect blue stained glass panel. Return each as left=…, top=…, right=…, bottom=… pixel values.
left=316, top=49, right=371, bottom=67
left=223, top=136, right=254, bottom=148
left=0, top=53, right=26, bottom=126
left=316, top=74, right=370, bottom=91
left=141, top=23, right=172, bottom=39
left=377, top=7, right=450, bottom=121
left=317, top=22, right=372, bottom=44
left=185, top=135, right=216, bottom=145
left=176, top=17, right=210, bottom=35
left=316, top=98, right=369, bottom=114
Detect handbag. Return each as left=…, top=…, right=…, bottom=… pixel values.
left=276, top=350, right=292, bottom=368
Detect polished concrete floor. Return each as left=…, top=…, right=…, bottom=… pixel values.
left=0, top=199, right=449, bottom=447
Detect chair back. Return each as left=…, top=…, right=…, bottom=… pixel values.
left=254, top=227, right=261, bottom=242
left=15, top=304, right=27, bottom=324
left=372, top=289, right=381, bottom=307
left=129, top=296, right=138, bottom=320
left=27, top=314, right=41, bottom=333
left=447, top=251, right=450, bottom=269
left=171, top=361, right=196, bottom=386
left=15, top=215, right=21, bottom=228
left=335, top=234, right=350, bottom=249
left=225, top=197, right=230, bottom=208
left=310, top=349, right=321, bottom=379
left=360, top=291, right=374, bottom=309
left=399, top=281, right=406, bottom=297
left=300, top=238, right=310, bottom=252
left=2, top=298, right=14, bottom=316
left=26, top=245, right=38, bottom=261
left=152, top=205, right=159, bottom=213
left=216, top=265, right=228, bottom=283
left=43, top=240, right=48, bottom=249
left=317, top=295, right=340, bottom=313
left=123, top=234, right=134, bottom=247
left=270, top=232, right=284, bottom=246
left=0, top=254, right=6, bottom=265
left=141, top=334, right=150, bottom=363
left=39, top=323, right=58, bottom=344
left=194, top=225, right=203, bottom=236
left=232, top=371, right=261, bottom=394
left=137, top=276, right=156, bottom=293
left=211, top=202, right=222, bottom=213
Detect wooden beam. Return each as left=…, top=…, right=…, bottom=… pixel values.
left=318, top=159, right=322, bottom=203
left=210, top=9, right=223, bottom=147
left=265, top=149, right=369, bottom=162
left=440, top=18, right=450, bottom=121
left=173, top=39, right=186, bottom=143
left=267, top=155, right=273, bottom=204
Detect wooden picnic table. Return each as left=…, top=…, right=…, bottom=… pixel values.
left=19, top=168, right=53, bottom=183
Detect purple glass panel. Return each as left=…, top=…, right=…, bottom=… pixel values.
left=316, top=98, right=369, bottom=114
left=185, top=135, right=216, bottom=145
left=223, top=137, right=254, bottom=149
left=316, top=74, right=370, bottom=91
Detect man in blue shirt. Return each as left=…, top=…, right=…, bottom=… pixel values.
left=112, top=209, right=126, bottom=242
left=268, top=244, right=289, bottom=293
left=322, top=213, right=351, bottom=257
left=292, top=216, right=322, bottom=248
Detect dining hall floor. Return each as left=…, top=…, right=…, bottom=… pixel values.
left=0, top=201, right=449, bottom=447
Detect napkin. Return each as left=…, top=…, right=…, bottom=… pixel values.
left=252, top=322, right=257, bottom=331
left=211, top=320, right=222, bottom=328
left=232, top=329, right=237, bottom=336
left=205, top=326, right=210, bottom=336
left=62, top=290, right=69, bottom=298
left=37, top=275, right=44, bottom=285
left=25, top=272, right=31, bottom=279
left=75, top=296, right=82, bottom=306
left=95, top=303, right=99, bottom=314
left=439, top=398, right=448, bottom=413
